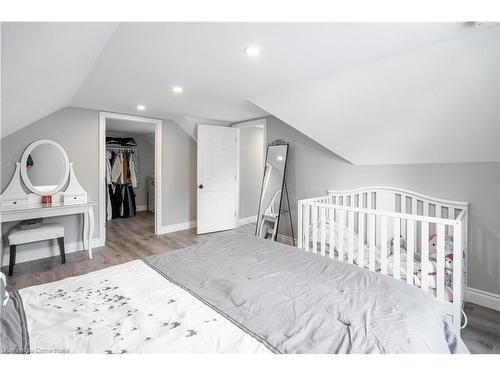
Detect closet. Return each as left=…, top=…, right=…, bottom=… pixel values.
left=105, top=137, right=139, bottom=220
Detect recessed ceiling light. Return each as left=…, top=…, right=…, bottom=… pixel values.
left=172, top=86, right=183, bottom=94
left=137, top=104, right=146, bottom=111
left=244, top=46, right=261, bottom=57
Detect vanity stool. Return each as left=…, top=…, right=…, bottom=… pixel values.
left=8, top=224, right=65, bottom=276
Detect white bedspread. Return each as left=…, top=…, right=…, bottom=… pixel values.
left=19, top=260, right=270, bottom=354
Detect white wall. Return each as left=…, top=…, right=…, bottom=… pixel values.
left=267, top=116, right=500, bottom=298
left=238, top=126, right=264, bottom=220
left=161, top=119, right=197, bottom=226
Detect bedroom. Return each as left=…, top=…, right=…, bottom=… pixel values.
left=1, top=1, right=500, bottom=369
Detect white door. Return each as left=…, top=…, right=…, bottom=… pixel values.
left=197, top=124, right=239, bottom=234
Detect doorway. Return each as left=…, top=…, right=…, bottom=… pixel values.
left=231, top=118, right=266, bottom=229
left=98, top=112, right=162, bottom=245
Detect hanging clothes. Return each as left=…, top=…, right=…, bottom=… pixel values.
left=111, top=185, right=124, bottom=219
left=106, top=150, right=113, bottom=221
left=129, top=157, right=138, bottom=188
left=130, top=151, right=141, bottom=187
left=128, top=186, right=137, bottom=216
left=122, top=185, right=130, bottom=217
left=107, top=185, right=114, bottom=220
left=106, top=145, right=140, bottom=220
left=106, top=150, right=113, bottom=185
left=111, top=152, right=123, bottom=184
left=122, top=153, right=129, bottom=185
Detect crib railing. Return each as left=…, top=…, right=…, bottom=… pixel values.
left=297, top=193, right=468, bottom=333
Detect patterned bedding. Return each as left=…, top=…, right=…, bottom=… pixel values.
left=1, top=260, right=269, bottom=354
left=1, top=232, right=468, bottom=354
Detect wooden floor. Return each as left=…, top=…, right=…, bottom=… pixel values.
left=3, top=212, right=500, bottom=354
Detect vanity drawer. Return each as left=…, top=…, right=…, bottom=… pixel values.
left=1, top=198, right=29, bottom=209
left=63, top=193, right=87, bottom=204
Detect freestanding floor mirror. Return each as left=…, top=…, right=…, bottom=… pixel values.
left=255, top=140, right=292, bottom=242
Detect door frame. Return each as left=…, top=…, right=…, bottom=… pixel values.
left=231, top=117, right=267, bottom=164
left=98, top=112, right=163, bottom=244
left=231, top=117, right=267, bottom=226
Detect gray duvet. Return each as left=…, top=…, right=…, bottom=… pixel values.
left=144, top=232, right=468, bottom=354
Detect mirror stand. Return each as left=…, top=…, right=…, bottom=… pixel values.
left=277, top=179, right=295, bottom=246
left=255, top=139, right=295, bottom=245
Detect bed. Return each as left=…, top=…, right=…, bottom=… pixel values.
left=2, top=228, right=467, bottom=353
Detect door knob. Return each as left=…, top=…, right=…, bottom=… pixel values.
left=198, top=184, right=204, bottom=189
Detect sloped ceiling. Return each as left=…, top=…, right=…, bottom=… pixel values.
left=251, top=26, right=500, bottom=165
left=1, top=22, right=118, bottom=138
left=2, top=22, right=498, bottom=164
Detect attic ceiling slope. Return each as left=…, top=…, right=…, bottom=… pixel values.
left=2, top=22, right=495, bottom=143
left=69, top=23, right=482, bottom=131
left=1, top=22, right=118, bottom=138
left=250, top=26, right=500, bottom=165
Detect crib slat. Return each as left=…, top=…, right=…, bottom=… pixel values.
left=401, top=196, right=407, bottom=240
left=453, top=222, right=463, bottom=332
left=423, top=201, right=429, bottom=216
left=447, top=208, right=455, bottom=236
left=312, top=206, right=318, bottom=254
left=358, top=212, right=365, bottom=268
left=339, top=209, right=345, bottom=261
left=320, top=207, right=326, bottom=256
left=421, top=222, right=430, bottom=292
left=406, top=219, right=415, bottom=285
left=348, top=211, right=354, bottom=263
left=381, top=216, right=388, bottom=275
left=436, top=224, right=445, bottom=300
left=329, top=208, right=335, bottom=259
left=298, top=203, right=303, bottom=249
left=411, top=198, right=417, bottom=215
left=393, top=219, right=401, bottom=280
left=369, top=214, right=376, bottom=271
left=304, top=204, right=310, bottom=252
left=436, top=205, right=442, bottom=219
left=412, top=198, right=418, bottom=251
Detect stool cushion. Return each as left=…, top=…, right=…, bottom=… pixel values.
left=8, top=224, right=65, bottom=245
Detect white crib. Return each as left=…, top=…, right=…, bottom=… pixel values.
left=297, top=186, right=468, bottom=334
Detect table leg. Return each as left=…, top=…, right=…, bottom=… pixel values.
left=83, top=211, right=89, bottom=250
left=88, top=208, right=94, bottom=259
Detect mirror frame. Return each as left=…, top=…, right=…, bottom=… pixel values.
left=20, top=139, right=70, bottom=196
left=255, top=141, right=289, bottom=241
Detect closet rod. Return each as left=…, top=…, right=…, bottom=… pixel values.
left=106, top=146, right=138, bottom=151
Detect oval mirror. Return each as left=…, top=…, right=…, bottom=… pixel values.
left=20, top=139, right=70, bottom=195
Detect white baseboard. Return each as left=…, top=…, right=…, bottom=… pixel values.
left=2, top=238, right=103, bottom=267
left=276, top=234, right=297, bottom=246
left=158, top=220, right=197, bottom=234
left=239, top=215, right=257, bottom=226
left=136, top=205, right=148, bottom=212
left=467, top=287, right=500, bottom=311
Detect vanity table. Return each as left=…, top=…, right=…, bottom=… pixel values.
left=1, top=139, right=96, bottom=262
left=0, top=201, right=96, bottom=259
